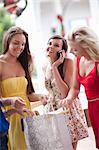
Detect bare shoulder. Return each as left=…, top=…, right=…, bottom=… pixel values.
left=0, top=55, right=6, bottom=64
left=63, top=58, right=74, bottom=86
left=64, top=57, right=73, bottom=68
left=0, top=54, right=5, bottom=60
left=63, top=58, right=73, bottom=76
left=0, top=55, right=5, bottom=74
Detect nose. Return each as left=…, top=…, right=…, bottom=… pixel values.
left=17, top=44, right=22, bottom=49
left=47, top=44, right=53, bottom=52
left=49, top=44, right=53, bottom=48
left=17, top=44, right=24, bottom=52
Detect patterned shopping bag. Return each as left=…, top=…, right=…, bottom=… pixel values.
left=23, top=113, right=73, bottom=150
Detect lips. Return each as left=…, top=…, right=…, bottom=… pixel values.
left=46, top=47, right=53, bottom=54
left=47, top=48, right=49, bottom=52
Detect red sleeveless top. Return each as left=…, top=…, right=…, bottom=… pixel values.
left=77, top=57, right=99, bottom=101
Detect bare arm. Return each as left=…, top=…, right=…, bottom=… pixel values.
left=4, top=107, right=34, bottom=118
left=0, top=96, right=35, bottom=116
left=0, top=97, right=12, bottom=106
left=52, top=58, right=73, bottom=98
left=66, top=58, right=80, bottom=100
left=28, top=93, right=42, bottom=102
left=60, top=58, right=80, bottom=107
left=28, top=92, right=49, bottom=106
left=50, top=51, right=69, bottom=98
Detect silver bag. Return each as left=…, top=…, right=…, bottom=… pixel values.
left=23, top=113, right=73, bottom=150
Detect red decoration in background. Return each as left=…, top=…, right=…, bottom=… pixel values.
left=57, top=15, right=63, bottom=22
left=1, top=0, right=27, bottom=17
left=57, top=14, right=65, bottom=37
left=4, top=0, right=18, bottom=5
left=3, top=0, right=19, bottom=13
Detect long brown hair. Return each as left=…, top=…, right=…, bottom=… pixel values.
left=3, top=26, right=34, bottom=94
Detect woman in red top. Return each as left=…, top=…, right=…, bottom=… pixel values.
left=60, top=26, right=99, bottom=149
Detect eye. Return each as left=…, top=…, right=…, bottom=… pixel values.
left=13, top=42, right=19, bottom=45
left=54, top=44, right=59, bottom=47
left=74, top=49, right=77, bottom=51
left=47, top=42, right=52, bottom=46
left=22, top=43, right=25, bottom=47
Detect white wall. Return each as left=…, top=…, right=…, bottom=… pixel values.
left=64, top=0, right=90, bottom=32
left=40, top=0, right=90, bottom=41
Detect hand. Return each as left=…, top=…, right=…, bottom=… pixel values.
left=52, top=50, right=66, bottom=67
left=10, top=97, right=26, bottom=109
left=41, top=95, right=48, bottom=106
left=59, top=98, right=72, bottom=109
left=10, top=97, right=35, bottom=117
left=22, top=108, right=35, bottom=117
left=15, top=107, right=35, bottom=117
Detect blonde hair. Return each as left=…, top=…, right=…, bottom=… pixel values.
left=68, top=27, right=99, bottom=61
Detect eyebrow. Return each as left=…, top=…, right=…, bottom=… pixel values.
left=13, top=39, right=25, bottom=43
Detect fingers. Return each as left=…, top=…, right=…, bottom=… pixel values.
left=12, top=97, right=26, bottom=109
left=11, top=97, right=39, bottom=117
left=16, top=108, right=35, bottom=117
left=59, top=51, right=66, bottom=62
left=59, top=99, right=69, bottom=109
left=23, top=108, right=35, bottom=117
left=17, top=97, right=25, bottom=103
left=41, top=95, right=48, bottom=106
left=22, top=109, right=41, bottom=117
left=62, top=51, right=66, bottom=59
left=59, top=99, right=66, bottom=107
left=15, top=109, right=24, bottom=116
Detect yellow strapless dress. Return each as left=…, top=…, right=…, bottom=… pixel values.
left=0, top=77, right=31, bottom=150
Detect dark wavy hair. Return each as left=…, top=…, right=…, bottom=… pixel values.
left=3, top=26, right=34, bottom=94
left=48, top=35, right=68, bottom=79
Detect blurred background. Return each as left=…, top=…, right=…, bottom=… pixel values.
left=0, top=0, right=99, bottom=109
left=0, top=1, right=99, bottom=149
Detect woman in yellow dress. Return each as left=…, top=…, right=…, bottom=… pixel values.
left=0, top=26, right=41, bottom=150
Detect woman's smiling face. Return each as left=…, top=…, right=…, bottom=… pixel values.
left=7, top=33, right=26, bottom=57
left=46, top=38, right=63, bottom=59
left=68, top=40, right=85, bottom=57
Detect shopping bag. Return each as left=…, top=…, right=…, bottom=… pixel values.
left=23, top=113, right=73, bottom=150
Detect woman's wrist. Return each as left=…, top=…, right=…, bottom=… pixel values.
left=10, top=97, right=16, bottom=107
left=52, top=62, right=58, bottom=68
left=52, top=64, right=58, bottom=74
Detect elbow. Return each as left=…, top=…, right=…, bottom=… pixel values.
left=61, top=87, right=69, bottom=98
left=72, top=87, right=80, bottom=97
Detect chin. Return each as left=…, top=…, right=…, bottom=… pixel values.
left=47, top=53, right=51, bottom=57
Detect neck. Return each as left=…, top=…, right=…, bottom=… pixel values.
left=83, top=56, right=94, bottom=63
left=4, top=53, right=17, bottom=64
left=83, top=50, right=93, bottom=61
left=85, top=55, right=92, bottom=60
left=49, top=56, right=57, bottom=64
